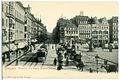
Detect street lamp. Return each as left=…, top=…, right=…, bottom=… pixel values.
left=87, top=17, right=95, bottom=52
left=15, top=41, right=18, bottom=65
left=95, top=54, right=99, bottom=73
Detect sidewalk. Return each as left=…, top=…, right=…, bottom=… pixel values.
left=3, top=50, right=25, bottom=66
left=3, top=43, right=42, bottom=66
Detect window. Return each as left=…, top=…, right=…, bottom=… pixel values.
left=69, top=31, right=70, bottom=34
left=71, top=31, right=73, bottom=34
left=24, top=34, right=26, bottom=38
left=6, top=19, right=8, bottom=27
left=2, top=18, right=4, bottom=26
left=76, top=31, right=78, bottom=34
left=24, top=26, right=27, bottom=31
left=6, top=6, right=8, bottom=13
left=10, top=32, right=13, bottom=39
left=6, top=32, right=7, bottom=40
left=73, top=31, right=75, bottom=34
left=2, top=4, right=3, bottom=12
left=99, top=31, right=102, bottom=34
left=66, top=31, right=68, bottom=34
left=25, top=20, right=27, bottom=24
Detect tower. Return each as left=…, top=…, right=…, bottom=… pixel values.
left=80, top=11, right=84, bottom=16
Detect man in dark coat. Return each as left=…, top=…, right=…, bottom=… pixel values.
left=53, top=58, right=57, bottom=66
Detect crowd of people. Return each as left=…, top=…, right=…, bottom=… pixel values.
left=53, top=42, right=84, bottom=71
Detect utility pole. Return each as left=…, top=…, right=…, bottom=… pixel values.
left=95, top=54, right=99, bottom=73
left=15, top=42, right=18, bottom=65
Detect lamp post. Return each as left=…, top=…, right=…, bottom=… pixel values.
left=15, top=41, right=18, bottom=65
left=87, top=17, right=95, bottom=52
left=95, top=54, right=99, bottom=73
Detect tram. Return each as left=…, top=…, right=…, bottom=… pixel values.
left=36, top=45, right=47, bottom=62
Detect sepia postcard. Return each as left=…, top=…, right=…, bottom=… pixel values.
left=2, top=0, right=118, bottom=79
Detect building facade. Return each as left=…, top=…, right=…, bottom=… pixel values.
left=71, top=14, right=109, bottom=46
left=92, top=17, right=109, bottom=46
left=108, top=16, right=118, bottom=43
left=15, top=2, right=26, bottom=48
left=53, top=12, right=110, bottom=47
left=2, top=1, right=47, bottom=62
left=2, top=2, right=16, bottom=61
left=64, top=20, right=78, bottom=44
left=72, top=15, right=91, bottom=43
left=53, top=18, right=78, bottom=44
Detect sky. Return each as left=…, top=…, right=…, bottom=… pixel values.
left=22, top=1, right=118, bottom=33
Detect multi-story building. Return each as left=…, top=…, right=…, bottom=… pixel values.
left=2, top=2, right=16, bottom=61
left=2, top=1, right=48, bottom=62
left=64, top=20, right=78, bottom=44
left=14, top=2, right=26, bottom=48
left=71, top=13, right=109, bottom=46
left=53, top=18, right=78, bottom=44
left=31, top=16, right=38, bottom=41
left=24, top=5, right=32, bottom=49
left=92, top=17, right=109, bottom=46
left=35, top=18, right=47, bottom=43
left=71, top=14, right=91, bottom=42
left=108, top=16, right=118, bottom=43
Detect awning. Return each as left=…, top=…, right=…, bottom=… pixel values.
left=18, top=42, right=25, bottom=49
left=6, top=43, right=17, bottom=51
left=2, top=45, right=9, bottom=53
left=12, top=44, right=17, bottom=51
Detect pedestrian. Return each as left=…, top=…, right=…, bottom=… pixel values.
left=24, top=46, right=27, bottom=54
left=33, top=44, right=35, bottom=50
left=89, top=68, right=93, bottom=73
left=53, top=58, right=57, bottom=66
left=78, top=61, right=84, bottom=71
left=57, top=64, right=63, bottom=70
left=80, top=61, right=84, bottom=71
left=65, top=57, right=69, bottom=66
left=2, top=54, right=5, bottom=64
left=64, top=52, right=67, bottom=58
left=19, top=49, right=21, bottom=56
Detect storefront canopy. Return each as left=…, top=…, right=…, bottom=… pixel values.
left=18, top=42, right=26, bottom=49
left=31, top=39, right=37, bottom=43
left=24, top=42, right=28, bottom=46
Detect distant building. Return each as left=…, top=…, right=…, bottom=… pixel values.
left=71, top=14, right=91, bottom=42
left=52, top=12, right=117, bottom=48
left=52, top=18, right=78, bottom=44
left=63, top=20, right=78, bottom=44
left=108, top=16, right=118, bottom=43
left=93, top=17, right=109, bottom=46
left=71, top=14, right=109, bottom=46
